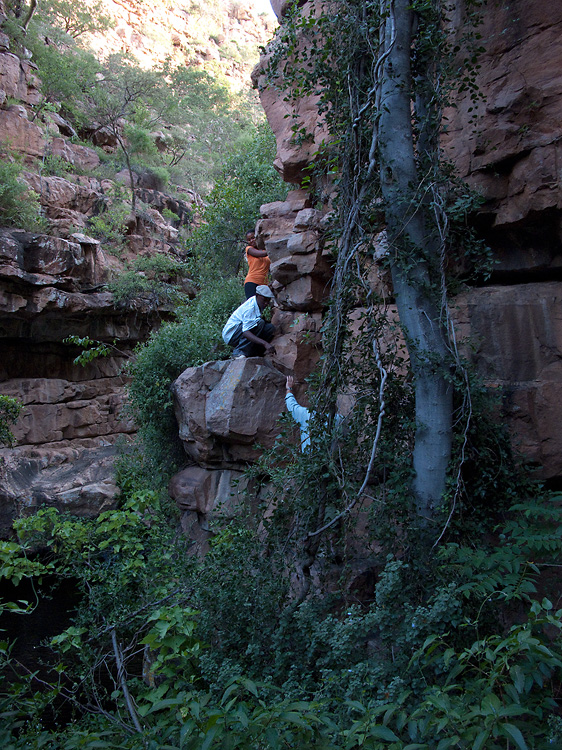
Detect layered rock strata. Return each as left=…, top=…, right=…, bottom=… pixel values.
left=0, top=223, right=169, bottom=535
left=0, top=31, right=195, bottom=533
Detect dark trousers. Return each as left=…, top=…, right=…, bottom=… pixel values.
left=244, top=282, right=258, bottom=299
left=229, top=319, right=275, bottom=357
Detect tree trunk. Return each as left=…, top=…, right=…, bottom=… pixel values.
left=378, top=0, right=452, bottom=525
left=115, top=130, right=136, bottom=214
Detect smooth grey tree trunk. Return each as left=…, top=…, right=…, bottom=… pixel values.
left=378, top=0, right=452, bottom=525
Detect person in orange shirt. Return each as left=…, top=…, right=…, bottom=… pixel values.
left=244, top=230, right=271, bottom=299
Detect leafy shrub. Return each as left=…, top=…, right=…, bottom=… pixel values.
left=142, top=164, right=170, bottom=188
left=124, top=122, right=158, bottom=158
left=133, top=254, right=190, bottom=279
left=41, top=152, right=74, bottom=176
left=0, top=394, right=23, bottom=446
left=107, top=270, right=152, bottom=304
left=107, top=269, right=185, bottom=308
left=0, top=160, right=45, bottom=230
left=87, top=202, right=130, bottom=248
left=127, top=276, right=243, bottom=453
left=161, top=207, right=181, bottom=224
left=27, top=36, right=102, bottom=128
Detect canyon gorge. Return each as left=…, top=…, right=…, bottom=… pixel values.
left=0, top=0, right=561, bottom=542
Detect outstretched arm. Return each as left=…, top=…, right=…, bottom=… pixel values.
left=247, top=247, right=269, bottom=258
left=285, top=377, right=310, bottom=423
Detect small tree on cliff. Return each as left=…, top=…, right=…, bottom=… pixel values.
left=264, top=0, right=485, bottom=538
left=87, top=56, right=165, bottom=213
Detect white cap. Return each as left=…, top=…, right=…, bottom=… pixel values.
left=256, top=285, right=275, bottom=300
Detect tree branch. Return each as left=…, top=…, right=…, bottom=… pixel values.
left=111, top=628, right=142, bottom=733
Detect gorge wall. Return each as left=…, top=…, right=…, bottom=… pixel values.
left=0, top=4, right=198, bottom=534
left=170, top=0, right=562, bottom=545
left=247, top=0, right=562, bottom=481
left=2, top=0, right=562, bottom=539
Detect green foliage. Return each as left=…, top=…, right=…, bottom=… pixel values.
left=126, top=276, right=243, bottom=467
left=342, top=600, right=562, bottom=749
left=161, top=207, right=181, bottom=224
left=133, top=254, right=191, bottom=279
left=193, top=526, right=288, bottom=683
left=26, top=36, right=102, bottom=127
left=124, top=122, right=158, bottom=158
left=63, top=334, right=130, bottom=367
left=87, top=202, right=129, bottom=248
left=188, top=121, right=287, bottom=276
left=3, top=500, right=562, bottom=748
left=0, top=159, right=45, bottom=230
left=63, top=334, right=112, bottom=365
left=41, top=153, right=74, bottom=177
left=35, top=0, right=114, bottom=40
left=2, top=0, right=269, bottom=198
left=107, top=266, right=187, bottom=309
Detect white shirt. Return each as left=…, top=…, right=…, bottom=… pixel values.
left=222, top=297, right=262, bottom=344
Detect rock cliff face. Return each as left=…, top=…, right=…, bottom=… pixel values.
left=0, top=15, right=196, bottom=534
left=83, top=0, right=276, bottom=90
left=167, top=0, right=562, bottom=540
left=0, top=210, right=174, bottom=535
left=249, top=0, right=562, bottom=482
left=2, top=0, right=561, bottom=538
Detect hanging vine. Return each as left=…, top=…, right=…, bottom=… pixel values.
left=255, top=0, right=511, bottom=578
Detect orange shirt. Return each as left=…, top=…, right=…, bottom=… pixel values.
left=245, top=246, right=270, bottom=285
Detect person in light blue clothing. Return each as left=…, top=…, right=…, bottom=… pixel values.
left=285, top=375, right=312, bottom=451
left=285, top=376, right=344, bottom=452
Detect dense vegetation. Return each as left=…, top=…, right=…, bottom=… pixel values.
left=1, top=0, right=562, bottom=748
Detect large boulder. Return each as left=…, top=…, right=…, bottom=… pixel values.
left=0, top=51, right=41, bottom=106
left=171, top=357, right=287, bottom=466
left=0, top=440, right=121, bottom=538
left=0, top=230, right=104, bottom=290
left=23, top=173, right=104, bottom=217
left=0, top=106, right=45, bottom=158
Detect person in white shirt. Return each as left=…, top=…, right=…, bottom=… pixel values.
left=222, top=285, right=276, bottom=358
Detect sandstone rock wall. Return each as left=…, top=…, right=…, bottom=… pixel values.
left=252, top=0, right=562, bottom=481
left=0, top=221, right=168, bottom=535
left=169, top=357, right=288, bottom=551
left=0, top=26, right=197, bottom=534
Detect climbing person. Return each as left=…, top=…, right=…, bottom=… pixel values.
left=285, top=375, right=312, bottom=451
left=285, top=375, right=344, bottom=452
left=222, top=285, right=276, bottom=358
left=244, top=230, right=270, bottom=299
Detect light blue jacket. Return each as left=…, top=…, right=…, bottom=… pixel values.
left=285, top=392, right=311, bottom=451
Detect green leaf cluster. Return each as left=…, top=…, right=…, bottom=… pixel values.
left=0, top=159, right=45, bottom=230
left=0, top=394, right=23, bottom=446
